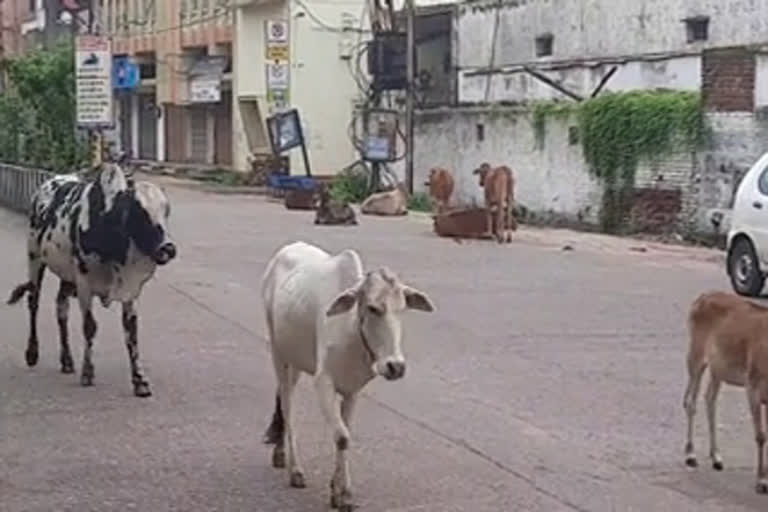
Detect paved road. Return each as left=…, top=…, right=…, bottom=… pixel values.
left=0, top=181, right=765, bottom=511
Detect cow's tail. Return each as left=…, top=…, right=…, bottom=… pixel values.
left=7, top=282, right=33, bottom=305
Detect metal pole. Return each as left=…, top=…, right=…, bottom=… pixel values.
left=405, top=0, right=415, bottom=195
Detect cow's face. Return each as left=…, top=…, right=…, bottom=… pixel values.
left=326, top=268, right=435, bottom=381
left=473, top=163, right=492, bottom=187
left=127, top=182, right=177, bottom=265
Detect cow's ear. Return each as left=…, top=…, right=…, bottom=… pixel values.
left=403, top=286, right=435, bottom=312
left=326, top=288, right=359, bottom=317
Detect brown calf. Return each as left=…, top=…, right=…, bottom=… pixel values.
left=473, top=163, right=517, bottom=243
left=424, top=167, right=455, bottom=214
left=683, top=290, right=768, bottom=494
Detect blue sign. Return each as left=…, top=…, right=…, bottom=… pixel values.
left=113, top=56, right=140, bottom=90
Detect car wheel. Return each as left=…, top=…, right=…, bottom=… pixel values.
left=729, top=238, right=765, bottom=297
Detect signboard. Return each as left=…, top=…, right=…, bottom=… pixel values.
left=189, top=76, right=221, bottom=103
left=266, top=20, right=289, bottom=43
left=113, top=56, right=140, bottom=90
left=266, top=62, right=290, bottom=89
left=265, top=20, right=290, bottom=110
left=266, top=45, right=289, bottom=61
left=76, top=35, right=113, bottom=128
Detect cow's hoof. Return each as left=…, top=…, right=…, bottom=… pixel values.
left=685, top=456, right=698, bottom=468
left=60, top=357, right=75, bottom=374
left=712, top=460, right=724, bottom=471
left=272, top=446, right=286, bottom=468
left=133, top=382, right=152, bottom=398
left=330, top=481, right=354, bottom=510
left=330, top=493, right=355, bottom=511
left=290, top=470, right=306, bottom=488
left=80, top=373, right=94, bottom=387
left=757, top=481, right=768, bottom=494
left=25, top=349, right=39, bottom=367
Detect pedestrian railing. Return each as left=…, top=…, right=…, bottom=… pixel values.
left=0, top=164, right=53, bottom=214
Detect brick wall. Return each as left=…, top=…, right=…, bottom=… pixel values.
left=629, top=188, right=683, bottom=233
left=702, top=47, right=755, bottom=112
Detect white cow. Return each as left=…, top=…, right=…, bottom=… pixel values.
left=260, top=241, right=435, bottom=511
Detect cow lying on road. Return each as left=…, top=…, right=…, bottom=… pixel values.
left=7, top=162, right=177, bottom=397
left=261, top=241, right=435, bottom=511
left=683, top=291, right=768, bottom=494
left=360, top=182, right=408, bottom=216
left=314, top=182, right=358, bottom=226
left=473, top=163, right=516, bottom=243
left=424, top=167, right=454, bottom=214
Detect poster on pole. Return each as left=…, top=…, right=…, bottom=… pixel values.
left=75, top=35, right=114, bottom=128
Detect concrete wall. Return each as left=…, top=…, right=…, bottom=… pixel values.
left=409, top=106, right=768, bottom=235
left=458, top=0, right=768, bottom=68
left=412, top=107, right=603, bottom=224
left=457, top=0, right=768, bottom=106
left=460, top=56, right=702, bottom=103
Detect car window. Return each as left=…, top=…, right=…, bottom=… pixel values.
left=759, top=166, right=768, bottom=196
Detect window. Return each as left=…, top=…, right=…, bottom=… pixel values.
left=685, top=16, right=709, bottom=43
left=476, top=123, right=485, bottom=142
left=758, top=166, right=768, bottom=196
left=535, top=34, right=553, bottom=57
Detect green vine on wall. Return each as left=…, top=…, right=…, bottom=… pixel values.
left=531, top=91, right=708, bottom=232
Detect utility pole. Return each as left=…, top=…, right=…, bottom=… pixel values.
left=404, top=0, right=415, bottom=195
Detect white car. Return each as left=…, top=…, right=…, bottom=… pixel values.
left=727, top=152, right=768, bottom=296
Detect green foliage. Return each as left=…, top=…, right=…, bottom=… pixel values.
left=532, top=90, right=708, bottom=232
left=330, top=164, right=369, bottom=203
left=407, top=191, right=432, bottom=212
left=0, top=44, right=89, bottom=170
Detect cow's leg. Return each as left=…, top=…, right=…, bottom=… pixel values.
left=77, top=292, right=97, bottom=387
left=276, top=363, right=303, bottom=487
left=495, top=202, right=505, bottom=244
left=330, top=393, right=358, bottom=511
left=263, top=393, right=285, bottom=446
left=747, top=387, right=768, bottom=494
left=485, top=206, right=494, bottom=238
left=705, top=376, right=724, bottom=470
left=683, top=358, right=706, bottom=468
left=56, top=281, right=75, bottom=374
left=25, top=260, right=46, bottom=367
left=122, top=301, right=151, bottom=397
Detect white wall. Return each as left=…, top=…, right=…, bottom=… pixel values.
left=460, top=56, right=702, bottom=103
left=233, top=0, right=364, bottom=174
left=233, top=2, right=289, bottom=172
left=412, top=107, right=603, bottom=222
left=457, top=0, right=768, bottom=105
left=458, top=0, right=768, bottom=69
left=288, top=0, right=362, bottom=175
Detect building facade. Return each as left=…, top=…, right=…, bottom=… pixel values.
left=410, top=0, right=768, bottom=235
left=104, top=0, right=234, bottom=166
left=233, top=0, right=367, bottom=175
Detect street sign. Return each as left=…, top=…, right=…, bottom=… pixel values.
left=266, top=44, right=289, bottom=61
left=266, top=20, right=289, bottom=43
left=189, top=76, right=221, bottom=103
left=266, top=62, right=290, bottom=89
left=76, top=35, right=114, bottom=128
left=113, top=56, right=140, bottom=90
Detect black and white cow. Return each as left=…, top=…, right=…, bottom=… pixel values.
left=7, top=162, right=177, bottom=397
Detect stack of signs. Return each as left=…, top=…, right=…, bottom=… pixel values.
left=76, top=35, right=114, bottom=128
left=265, top=20, right=290, bottom=111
